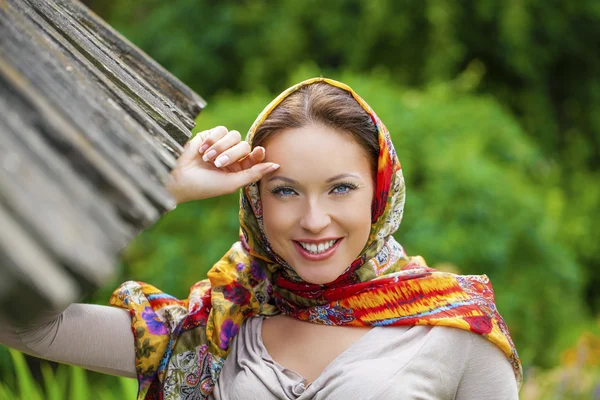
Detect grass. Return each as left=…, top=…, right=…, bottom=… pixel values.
left=0, top=349, right=137, bottom=400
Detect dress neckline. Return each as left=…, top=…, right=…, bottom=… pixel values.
left=255, top=316, right=380, bottom=386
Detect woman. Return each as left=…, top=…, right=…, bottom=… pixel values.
left=1, top=78, right=521, bottom=399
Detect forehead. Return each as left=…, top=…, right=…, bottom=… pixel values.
left=262, top=124, right=372, bottom=176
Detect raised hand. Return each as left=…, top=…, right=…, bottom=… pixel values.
left=167, top=126, right=279, bottom=204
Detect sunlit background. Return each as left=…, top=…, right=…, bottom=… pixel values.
left=1, top=1, right=599, bottom=398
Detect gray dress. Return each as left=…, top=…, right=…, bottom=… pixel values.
left=0, top=304, right=518, bottom=399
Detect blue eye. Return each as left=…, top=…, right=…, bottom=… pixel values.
left=271, top=186, right=297, bottom=197
left=271, top=182, right=358, bottom=197
left=331, top=182, right=358, bottom=195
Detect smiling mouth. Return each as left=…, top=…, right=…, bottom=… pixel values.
left=292, top=239, right=343, bottom=261
left=297, top=239, right=339, bottom=254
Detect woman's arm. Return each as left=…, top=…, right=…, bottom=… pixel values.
left=0, top=303, right=136, bottom=378
left=455, top=332, right=519, bottom=399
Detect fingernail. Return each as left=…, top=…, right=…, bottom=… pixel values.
left=214, top=155, right=229, bottom=168
left=199, top=144, right=209, bottom=154
left=268, top=163, right=280, bottom=172
left=203, top=149, right=217, bottom=162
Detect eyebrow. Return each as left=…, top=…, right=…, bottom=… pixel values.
left=325, top=173, right=361, bottom=183
left=267, top=173, right=361, bottom=184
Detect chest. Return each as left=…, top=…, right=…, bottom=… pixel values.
left=261, top=315, right=372, bottom=383
left=212, top=321, right=466, bottom=400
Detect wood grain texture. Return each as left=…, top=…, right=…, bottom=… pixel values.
left=0, top=0, right=205, bottom=322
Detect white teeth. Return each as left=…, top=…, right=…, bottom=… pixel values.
left=299, top=240, right=338, bottom=254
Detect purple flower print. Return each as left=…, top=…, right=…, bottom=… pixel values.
left=219, top=319, right=239, bottom=350
left=140, top=306, right=168, bottom=335
left=250, top=260, right=267, bottom=281
left=222, top=282, right=251, bottom=305
left=236, top=262, right=245, bottom=272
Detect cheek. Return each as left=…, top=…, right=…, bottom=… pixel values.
left=334, top=192, right=373, bottom=243
left=352, top=200, right=373, bottom=239
left=260, top=196, right=293, bottom=242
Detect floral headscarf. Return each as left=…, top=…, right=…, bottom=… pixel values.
left=110, top=78, right=522, bottom=399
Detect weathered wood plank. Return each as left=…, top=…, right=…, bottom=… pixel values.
left=25, top=0, right=196, bottom=144
left=0, top=70, right=129, bottom=281
left=6, top=0, right=186, bottom=164
left=1, top=1, right=176, bottom=213
left=57, top=0, right=206, bottom=122
left=0, top=62, right=138, bottom=239
left=0, top=0, right=205, bottom=323
left=0, top=60, right=160, bottom=230
left=0, top=203, right=80, bottom=325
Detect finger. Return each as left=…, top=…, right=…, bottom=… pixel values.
left=225, top=146, right=264, bottom=172
left=198, top=126, right=229, bottom=155
left=179, top=126, right=227, bottom=163
left=231, top=162, right=280, bottom=188
left=179, top=132, right=208, bottom=164
left=224, top=161, right=242, bottom=173
left=213, top=141, right=251, bottom=168
left=239, top=146, right=265, bottom=170
left=202, top=130, right=242, bottom=162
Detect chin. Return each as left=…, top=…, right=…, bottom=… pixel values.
left=281, top=244, right=353, bottom=285
left=293, top=266, right=345, bottom=285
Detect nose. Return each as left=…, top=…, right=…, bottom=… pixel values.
left=299, top=199, right=331, bottom=233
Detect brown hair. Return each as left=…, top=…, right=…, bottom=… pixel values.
left=252, top=83, right=379, bottom=171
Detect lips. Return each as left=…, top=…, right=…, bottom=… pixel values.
left=298, top=239, right=338, bottom=253
left=293, top=238, right=343, bottom=261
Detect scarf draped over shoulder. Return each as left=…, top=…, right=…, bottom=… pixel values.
left=109, top=77, right=523, bottom=399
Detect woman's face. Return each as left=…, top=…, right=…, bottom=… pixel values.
left=259, top=123, right=374, bottom=285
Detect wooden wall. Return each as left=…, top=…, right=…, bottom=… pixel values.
left=0, top=0, right=205, bottom=324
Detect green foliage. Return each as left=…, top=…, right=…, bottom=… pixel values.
left=9, top=348, right=41, bottom=400
left=0, top=349, right=137, bottom=400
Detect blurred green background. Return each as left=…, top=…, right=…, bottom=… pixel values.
left=2, top=1, right=599, bottom=399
